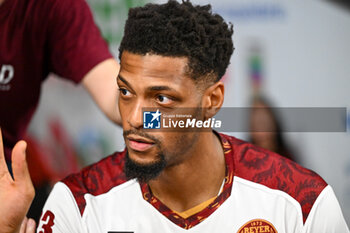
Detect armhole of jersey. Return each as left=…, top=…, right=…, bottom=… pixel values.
left=303, top=185, right=349, bottom=232
left=303, top=185, right=330, bottom=227
left=37, top=182, right=84, bottom=233
left=58, top=182, right=85, bottom=218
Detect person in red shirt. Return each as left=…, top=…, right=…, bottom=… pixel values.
left=0, top=0, right=121, bottom=162
left=0, top=0, right=120, bottom=231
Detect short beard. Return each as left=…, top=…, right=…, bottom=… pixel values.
left=124, top=152, right=166, bottom=183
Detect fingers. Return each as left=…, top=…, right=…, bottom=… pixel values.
left=11, top=140, right=35, bottom=199
left=19, top=217, right=36, bottom=233
left=20, top=217, right=28, bottom=233
left=11, top=140, right=31, bottom=183
left=0, top=128, right=10, bottom=178
left=26, top=218, right=36, bottom=233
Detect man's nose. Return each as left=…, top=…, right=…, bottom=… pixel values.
left=127, top=101, right=144, bottom=129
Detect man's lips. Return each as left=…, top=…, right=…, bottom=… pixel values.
left=127, top=136, right=155, bottom=152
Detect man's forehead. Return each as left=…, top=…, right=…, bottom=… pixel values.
left=120, top=51, right=190, bottom=79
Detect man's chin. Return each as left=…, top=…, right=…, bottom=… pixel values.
left=127, top=149, right=160, bottom=166
left=124, top=152, right=166, bottom=183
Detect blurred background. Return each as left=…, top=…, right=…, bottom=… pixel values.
left=27, top=0, right=350, bottom=225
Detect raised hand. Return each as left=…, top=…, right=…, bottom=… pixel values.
left=0, top=129, right=35, bottom=233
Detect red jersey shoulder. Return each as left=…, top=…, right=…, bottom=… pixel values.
left=219, top=133, right=327, bottom=223
left=62, top=150, right=129, bottom=215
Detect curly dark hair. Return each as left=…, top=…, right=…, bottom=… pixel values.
left=119, top=0, right=234, bottom=82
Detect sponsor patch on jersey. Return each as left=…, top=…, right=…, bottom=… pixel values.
left=237, top=219, right=277, bottom=233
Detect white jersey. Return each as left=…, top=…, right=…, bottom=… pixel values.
left=37, top=134, right=349, bottom=233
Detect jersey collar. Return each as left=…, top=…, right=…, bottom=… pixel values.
left=139, top=133, right=235, bottom=230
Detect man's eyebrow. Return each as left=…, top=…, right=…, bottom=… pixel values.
left=147, top=86, right=175, bottom=92
left=118, top=75, right=179, bottom=93
left=117, top=75, right=131, bottom=87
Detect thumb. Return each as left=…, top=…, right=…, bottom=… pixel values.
left=11, top=140, right=33, bottom=185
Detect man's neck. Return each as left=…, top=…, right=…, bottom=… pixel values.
left=148, top=131, right=226, bottom=213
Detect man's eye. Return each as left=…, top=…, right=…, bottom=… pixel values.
left=119, top=88, right=131, bottom=97
left=157, top=95, right=172, bottom=104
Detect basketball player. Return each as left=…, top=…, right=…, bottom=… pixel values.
left=5, top=0, right=350, bottom=232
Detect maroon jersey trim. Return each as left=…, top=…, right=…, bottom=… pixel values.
left=139, top=134, right=235, bottom=230
left=224, top=133, right=327, bottom=223
left=63, top=133, right=327, bottom=225
left=62, top=150, right=129, bottom=215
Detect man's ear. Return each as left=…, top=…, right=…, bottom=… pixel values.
left=201, top=81, right=224, bottom=119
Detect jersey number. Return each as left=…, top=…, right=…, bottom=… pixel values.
left=39, top=210, right=55, bottom=233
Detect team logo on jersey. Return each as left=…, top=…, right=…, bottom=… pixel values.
left=237, top=219, right=277, bottom=233
left=143, top=109, right=162, bottom=129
